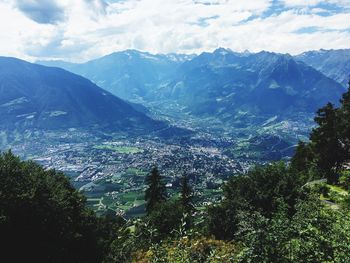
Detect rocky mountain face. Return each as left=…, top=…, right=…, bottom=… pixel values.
left=158, top=49, right=345, bottom=123
left=295, top=49, right=350, bottom=87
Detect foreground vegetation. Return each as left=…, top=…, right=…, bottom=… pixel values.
left=1, top=81, right=350, bottom=262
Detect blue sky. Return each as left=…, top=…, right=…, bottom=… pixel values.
left=0, top=0, right=349, bottom=62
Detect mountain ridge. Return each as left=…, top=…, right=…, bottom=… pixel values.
left=295, top=48, right=350, bottom=87
left=0, top=56, right=173, bottom=135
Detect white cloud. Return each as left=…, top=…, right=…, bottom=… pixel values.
left=0, top=0, right=349, bottom=61
left=282, top=0, right=350, bottom=8
left=282, top=0, right=323, bottom=7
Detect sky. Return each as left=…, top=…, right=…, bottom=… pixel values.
left=0, top=0, right=349, bottom=62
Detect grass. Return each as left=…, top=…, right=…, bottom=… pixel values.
left=328, top=185, right=349, bottom=196
left=119, top=191, right=144, bottom=202
left=316, top=182, right=349, bottom=209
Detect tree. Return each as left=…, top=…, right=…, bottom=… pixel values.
left=180, top=174, right=194, bottom=214
left=291, top=141, right=315, bottom=173
left=144, top=200, right=184, bottom=242
left=236, top=194, right=350, bottom=262
left=310, top=103, right=345, bottom=183
left=236, top=201, right=293, bottom=263
left=338, top=78, right=350, bottom=160
left=0, top=151, right=120, bottom=263
left=207, top=162, right=303, bottom=240
left=290, top=141, right=319, bottom=183
left=145, top=166, right=167, bottom=214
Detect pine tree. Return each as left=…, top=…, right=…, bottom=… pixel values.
left=339, top=78, right=350, bottom=160
left=180, top=174, right=193, bottom=213
left=145, top=167, right=167, bottom=214
left=310, top=103, right=345, bottom=183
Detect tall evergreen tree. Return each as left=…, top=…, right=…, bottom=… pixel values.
left=180, top=174, right=194, bottom=213
left=310, top=103, right=345, bottom=183
left=290, top=141, right=316, bottom=173
left=339, top=79, right=350, bottom=160
left=145, top=167, right=167, bottom=214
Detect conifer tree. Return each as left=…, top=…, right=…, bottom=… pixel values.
left=180, top=174, right=194, bottom=213
left=339, top=78, right=350, bottom=159
left=310, top=103, right=345, bottom=183
left=145, top=167, right=167, bottom=214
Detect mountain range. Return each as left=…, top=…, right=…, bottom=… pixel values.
left=37, top=48, right=347, bottom=131
left=38, top=50, right=194, bottom=101
left=159, top=48, right=345, bottom=117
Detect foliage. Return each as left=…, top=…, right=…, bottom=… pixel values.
left=338, top=79, right=350, bottom=158
left=145, top=167, right=167, bottom=214
left=289, top=195, right=350, bottom=262
left=132, top=237, right=237, bottom=263
left=104, top=224, right=136, bottom=263
left=207, top=162, right=304, bottom=239
left=310, top=103, right=345, bottom=183
left=136, top=200, right=184, bottom=243
left=237, top=194, right=350, bottom=262
left=292, top=80, right=350, bottom=184
left=339, top=170, right=350, bottom=190
left=0, top=151, right=123, bottom=263
left=290, top=141, right=319, bottom=182
left=236, top=201, right=292, bottom=262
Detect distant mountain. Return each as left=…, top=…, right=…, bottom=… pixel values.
left=0, top=56, right=171, bottom=134
left=36, top=49, right=346, bottom=144
left=160, top=48, right=345, bottom=119
left=295, top=49, right=350, bottom=87
left=37, top=50, right=194, bottom=101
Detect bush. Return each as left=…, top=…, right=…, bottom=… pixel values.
left=136, top=200, right=184, bottom=243
left=339, top=170, right=350, bottom=190
left=317, top=184, right=330, bottom=198
left=132, top=237, right=237, bottom=263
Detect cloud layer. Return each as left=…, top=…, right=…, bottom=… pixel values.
left=0, top=0, right=349, bottom=61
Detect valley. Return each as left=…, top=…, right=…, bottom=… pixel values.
left=6, top=129, right=253, bottom=217
left=1, top=48, right=349, bottom=217
left=3, top=106, right=310, bottom=217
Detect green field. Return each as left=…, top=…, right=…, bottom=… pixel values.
left=93, top=145, right=143, bottom=154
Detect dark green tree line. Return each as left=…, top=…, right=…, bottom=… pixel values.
left=0, top=151, right=124, bottom=263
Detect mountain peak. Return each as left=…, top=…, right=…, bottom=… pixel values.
left=213, top=47, right=233, bottom=56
